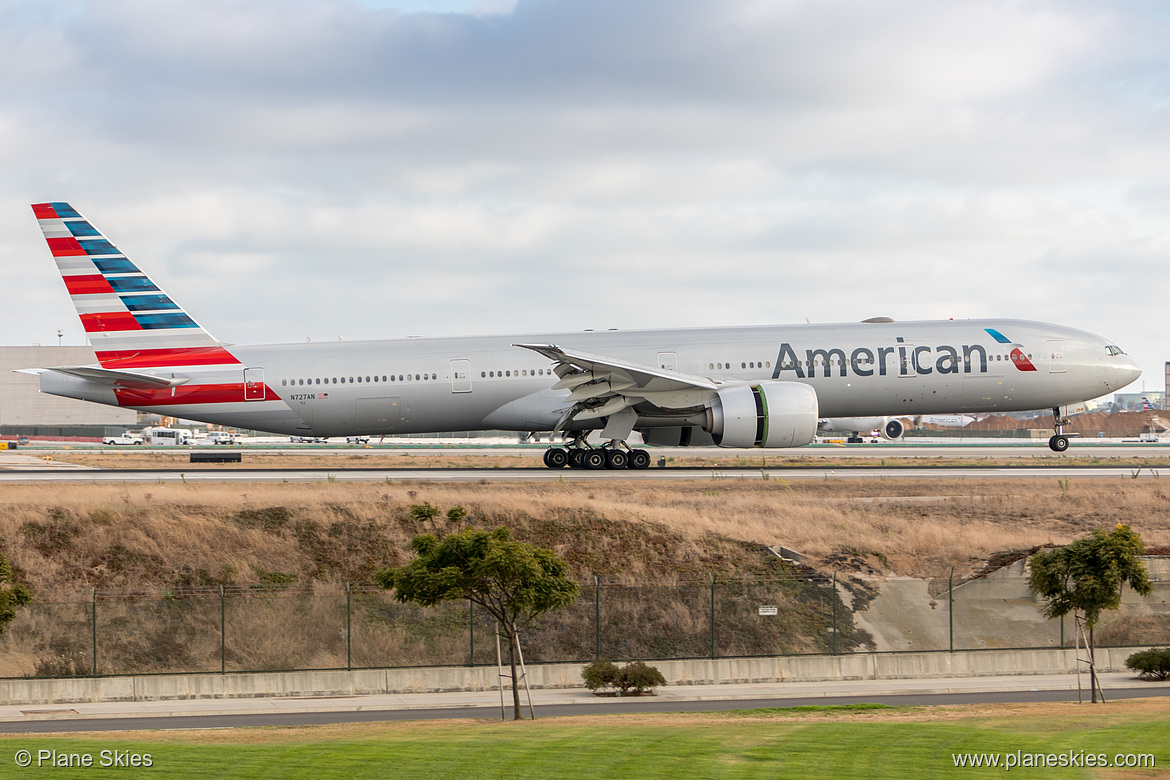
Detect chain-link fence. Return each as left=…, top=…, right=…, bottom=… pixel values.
left=1, top=572, right=1167, bottom=679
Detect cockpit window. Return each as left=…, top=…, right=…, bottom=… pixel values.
left=1106, top=346, right=1125, bottom=356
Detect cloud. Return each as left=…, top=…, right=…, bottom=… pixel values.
left=1, top=0, right=1168, bottom=387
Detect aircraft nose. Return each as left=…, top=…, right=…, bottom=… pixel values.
left=1111, top=356, right=1142, bottom=390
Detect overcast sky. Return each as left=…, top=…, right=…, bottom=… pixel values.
left=2, top=0, right=1168, bottom=394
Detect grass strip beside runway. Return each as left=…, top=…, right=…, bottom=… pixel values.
left=0, top=699, right=1166, bottom=778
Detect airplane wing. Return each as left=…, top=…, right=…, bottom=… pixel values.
left=513, top=343, right=718, bottom=427
left=17, top=366, right=191, bottom=389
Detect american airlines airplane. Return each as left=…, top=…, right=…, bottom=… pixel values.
left=24, top=202, right=1141, bottom=468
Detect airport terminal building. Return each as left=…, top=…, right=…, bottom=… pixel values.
left=0, top=346, right=136, bottom=437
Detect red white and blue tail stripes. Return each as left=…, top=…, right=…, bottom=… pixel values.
left=32, top=202, right=241, bottom=371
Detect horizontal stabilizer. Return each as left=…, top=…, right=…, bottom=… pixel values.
left=42, top=366, right=191, bottom=389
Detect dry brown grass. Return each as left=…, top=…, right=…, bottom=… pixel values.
left=1, top=478, right=1168, bottom=591
left=4, top=478, right=1166, bottom=679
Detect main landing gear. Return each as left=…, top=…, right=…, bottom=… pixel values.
left=1048, top=406, right=1070, bottom=453
left=542, top=441, right=652, bottom=470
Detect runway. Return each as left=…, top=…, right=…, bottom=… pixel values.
left=24, top=441, right=1170, bottom=459
left=0, top=464, right=1167, bottom=483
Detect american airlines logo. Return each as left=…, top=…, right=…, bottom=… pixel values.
left=772, top=329, right=1037, bottom=380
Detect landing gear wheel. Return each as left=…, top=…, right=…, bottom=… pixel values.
left=582, top=450, right=606, bottom=470
left=1049, top=435, right=1069, bottom=453
left=604, top=449, right=628, bottom=469
left=569, top=450, right=586, bottom=468
left=627, top=449, right=652, bottom=469
left=544, top=448, right=569, bottom=469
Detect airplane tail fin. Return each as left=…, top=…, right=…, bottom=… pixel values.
left=32, top=202, right=239, bottom=370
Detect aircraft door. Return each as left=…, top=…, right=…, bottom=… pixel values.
left=1047, top=341, right=1066, bottom=373
left=657, top=352, right=677, bottom=372
left=244, top=368, right=266, bottom=401
left=450, top=359, right=472, bottom=393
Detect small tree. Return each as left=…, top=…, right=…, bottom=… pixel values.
left=581, top=660, right=666, bottom=696
left=1028, top=524, right=1152, bottom=702
left=377, top=520, right=578, bottom=719
left=0, top=553, right=31, bottom=636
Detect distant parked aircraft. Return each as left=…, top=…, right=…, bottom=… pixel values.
left=816, top=418, right=905, bottom=440
left=917, top=414, right=977, bottom=428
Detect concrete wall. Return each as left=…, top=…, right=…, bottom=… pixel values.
left=0, top=646, right=1149, bottom=706
left=0, top=347, right=136, bottom=427
left=853, top=557, right=1170, bottom=653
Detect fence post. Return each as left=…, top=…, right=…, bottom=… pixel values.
left=220, top=585, right=226, bottom=674
left=346, top=583, right=352, bottom=671
left=91, top=587, right=97, bottom=678
left=469, top=598, right=474, bottom=666
left=831, top=572, right=838, bottom=655
left=709, top=573, right=716, bottom=660
left=593, top=574, right=600, bottom=661
left=948, top=567, right=954, bottom=653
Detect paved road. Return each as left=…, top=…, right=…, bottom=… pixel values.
left=2, top=680, right=1166, bottom=733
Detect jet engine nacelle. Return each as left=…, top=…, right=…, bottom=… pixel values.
left=705, top=381, right=819, bottom=448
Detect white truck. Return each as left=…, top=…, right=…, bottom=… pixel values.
left=102, top=433, right=143, bottom=446
left=206, top=432, right=242, bottom=445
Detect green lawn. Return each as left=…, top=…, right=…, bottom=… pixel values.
left=0, top=700, right=1165, bottom=778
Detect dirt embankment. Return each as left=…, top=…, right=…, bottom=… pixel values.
left=949, top=410, right=1160, bottom=437
left=1, top=479, right=1168, bottom=593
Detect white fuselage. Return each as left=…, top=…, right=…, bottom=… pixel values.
left=41, top=317, right=1140, bottom=439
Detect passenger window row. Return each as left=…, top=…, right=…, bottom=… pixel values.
left=281, top=373, right=438, bottom=387
left=480, top=369, right=549, bottom=378
left=709, top=361, right=772, bottom=370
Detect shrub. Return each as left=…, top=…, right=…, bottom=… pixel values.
left=582, top=659, right=667, bottom=695
left=1125, top=648, right=1170, bottom=681
left=582, top=659, right=620, bottom=692
left=616, top=660, right=667, bottom=695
